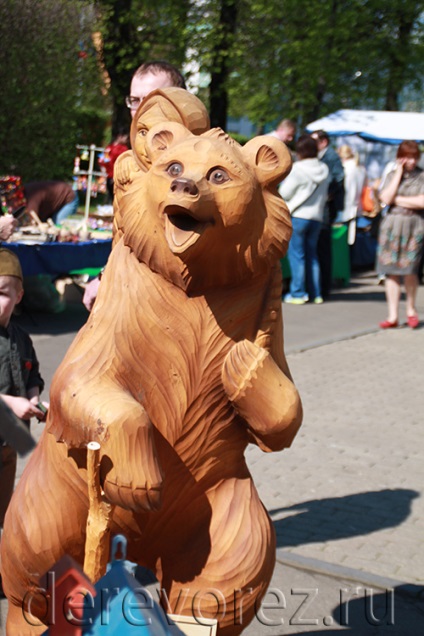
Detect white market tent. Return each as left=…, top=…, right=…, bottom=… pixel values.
left=305, top=109, right=424, bottom=145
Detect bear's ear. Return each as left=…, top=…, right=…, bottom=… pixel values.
left=243, top=135, right=292, bottom=187
left=146, top=122, right=192, bottom=164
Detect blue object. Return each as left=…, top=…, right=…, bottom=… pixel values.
left=356, top=217, right=372, bottom=230
left=81, top=535, right=182, bottom=635
left=6, top=239, right=112, bottom=277
left=287, top=217, right=322, bottom=299
left=52, top=192, right=80, bottom=224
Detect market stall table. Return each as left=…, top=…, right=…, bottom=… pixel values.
left=6, top=238, right=112, bottom=277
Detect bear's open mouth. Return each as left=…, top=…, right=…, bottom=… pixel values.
left=164, top=205, right=212, bottom=252
left=168, top=212, right=201, bottom=233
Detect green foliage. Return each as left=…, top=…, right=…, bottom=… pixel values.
left=226, top=0, right=424, bottom=128
left=97, top=0, right=190, bottom=133
left=0, top=0, right=108, bottom=181
left=229, top=132, right=250, bottom=145
left=0, top=0, right=419, bottom=184
left=74, top=107, right=111, bottom=146
left=92, top=0, right=424, bottom=136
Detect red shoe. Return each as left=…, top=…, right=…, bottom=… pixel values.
left=407, top=315, right=419, bottom=329
left=379, top=319, right=398, bottom=329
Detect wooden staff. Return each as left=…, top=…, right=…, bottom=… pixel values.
left=83, top=441, right=115, bottom=582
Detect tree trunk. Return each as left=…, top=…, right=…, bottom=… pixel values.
left=384, top=15, right=415, bottom=111
left=99, top=0, right=140, bottom=136
left=209, top=0, right=238, bottom=129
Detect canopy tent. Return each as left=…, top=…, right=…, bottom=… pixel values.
left=305, top=109, right=424, bottom=145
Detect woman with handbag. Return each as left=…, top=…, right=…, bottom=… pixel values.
left=377, top=141, right=424, bottom=329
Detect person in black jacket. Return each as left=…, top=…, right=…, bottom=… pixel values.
left=311, top=130, right=345, bottom=298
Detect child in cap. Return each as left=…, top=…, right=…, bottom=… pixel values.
left=0, top=248, right=47, bottom=529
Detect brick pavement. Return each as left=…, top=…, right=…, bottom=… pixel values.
left=247, top=318, right=424, bottom=586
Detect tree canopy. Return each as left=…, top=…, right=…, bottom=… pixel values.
left=98, top=0, right=190, bottom=134
left=224, top=0, right=424, bottom=130
left=96, top=0, right=424, bottom=133
left=1, top=0, right=423, bottom=182
left=0, top=0, right=107, bottom=180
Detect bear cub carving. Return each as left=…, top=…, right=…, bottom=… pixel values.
left=1, top=123, right=302, bottom=636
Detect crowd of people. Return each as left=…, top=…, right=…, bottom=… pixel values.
left=80, top=67, right=424, bottom=322
left=269, top=121, right=423, bottom=330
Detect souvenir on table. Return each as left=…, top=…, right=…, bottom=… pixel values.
left=8, top=211, right=59, bottom=244
left=0, top=175, right=27, bottom=218
left=73, top=147, right=108, bottom=197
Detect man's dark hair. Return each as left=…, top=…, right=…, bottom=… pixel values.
left=296, top=135, right=318, bottom=159
left=311, top=129, right=329, bottom=144
left=115, top=124, right=128, bottom=137
left=134, top=60, right=186, bottom=89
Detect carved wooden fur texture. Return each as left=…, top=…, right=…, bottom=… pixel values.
left=1, top=123, right=302, bottom=635
left=113, top=87, right=210, bottom=244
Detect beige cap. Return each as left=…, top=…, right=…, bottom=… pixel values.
left=0, top=248, right=23, bottom=281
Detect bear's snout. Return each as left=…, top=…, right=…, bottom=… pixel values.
left=170, top=177, right=199, bottom=196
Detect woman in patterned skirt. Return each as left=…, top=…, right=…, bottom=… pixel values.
left=378, top=141, right=424, bottom=329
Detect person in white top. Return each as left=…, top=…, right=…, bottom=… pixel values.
left=279, top=135, right=330, bottom=304
left=337, top=145, right=367, bottom=244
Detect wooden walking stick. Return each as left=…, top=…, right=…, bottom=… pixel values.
left=83, top=441, right=115, bottom=582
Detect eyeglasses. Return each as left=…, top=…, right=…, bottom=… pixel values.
left=125, top=96, right=141, bottom=109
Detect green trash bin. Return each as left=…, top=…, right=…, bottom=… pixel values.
left=280, top=256, right=291, bottom=280
left=281, top=225, right=350, bottom=289
left=331, top=224, right=350, bottom=285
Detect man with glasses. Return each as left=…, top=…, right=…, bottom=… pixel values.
left=125, top=61, right=186, bottom=117
left=83, top=60, right=186, bottom=311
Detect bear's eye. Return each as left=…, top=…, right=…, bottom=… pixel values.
left=207, top=167, right=230, bottom=184
left=167, top=162, right=183, bottom=177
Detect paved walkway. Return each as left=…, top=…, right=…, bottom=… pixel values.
left=248, top=325, right=424, bottom=585
left=245, top=273, right=424, bottom=633
left=2, top=272, right=424, bottom=634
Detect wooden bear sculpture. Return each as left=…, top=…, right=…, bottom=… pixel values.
left=1, top=123, right=302, bottom=635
